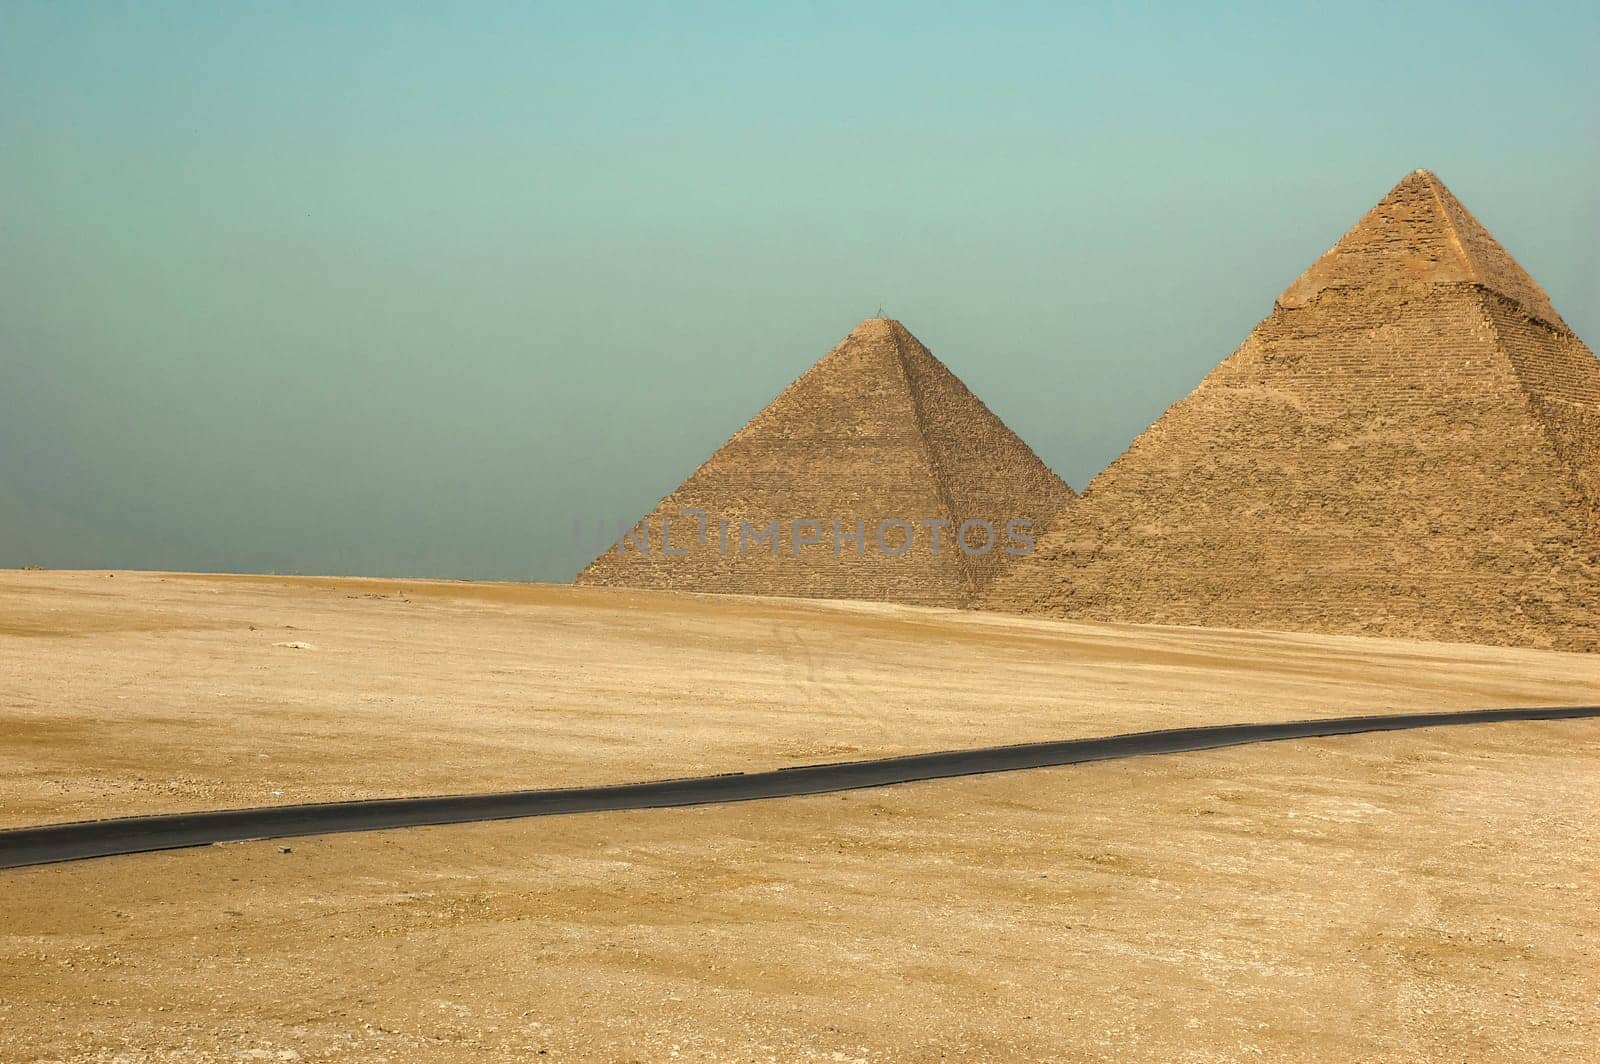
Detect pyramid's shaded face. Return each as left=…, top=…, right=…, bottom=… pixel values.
left=986, top=171, right=1600, bottom=652
left=577, top=319, right=1075, bottom=607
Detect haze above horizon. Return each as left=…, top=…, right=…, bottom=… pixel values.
left=3, top=2, right=1597, bottom=580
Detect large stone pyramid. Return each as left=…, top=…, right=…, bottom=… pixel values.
left=577, top=317, right=1075, bottom=606
left=984, top=170, right=1600, bottom=651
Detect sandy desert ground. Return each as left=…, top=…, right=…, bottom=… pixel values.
left=3, top=570, right=1599, bottom=1061
left=3, top=570, right=1599, bottom=828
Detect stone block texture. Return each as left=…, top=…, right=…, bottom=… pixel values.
left=576, top=318, right=1076, bottom=607
left=984, top=170, right=1600, bottom=651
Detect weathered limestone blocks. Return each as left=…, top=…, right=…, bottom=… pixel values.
left=986, top=171, right=1600, bottom=652
left=576, top=318, right=1075, bottom=607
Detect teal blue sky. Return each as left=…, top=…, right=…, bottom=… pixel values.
left=3, top=1, right=1597, bottom=580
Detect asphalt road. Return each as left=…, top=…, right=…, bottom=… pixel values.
left=4, top=705, right=1598, bottom=870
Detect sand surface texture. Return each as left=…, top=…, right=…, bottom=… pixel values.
left=4, top=570, right=1596, bottom=828
left=4, top=570, right=1599, bottom=1061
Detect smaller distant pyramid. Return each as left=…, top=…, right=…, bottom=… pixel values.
left=576, top=318, right=1075, bottom=607
left=984, top=170, right=1600, bottom=651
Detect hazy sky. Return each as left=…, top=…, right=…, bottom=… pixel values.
left=3, top=2, right=1597, bottom=581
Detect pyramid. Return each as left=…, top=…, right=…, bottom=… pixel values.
left=576, top=318, right=1075, bottom=606
left=984, top=170, right=1600, bottom=651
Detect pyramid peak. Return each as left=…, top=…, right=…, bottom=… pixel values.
left=1395, top=168, right=1449, bottom=197
left=1278, top=170, right=1562, bottom=325
left=848, top=316, right=913, bottom=340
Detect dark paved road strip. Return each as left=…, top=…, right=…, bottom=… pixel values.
left=5, top=705, right=1599, bottom=870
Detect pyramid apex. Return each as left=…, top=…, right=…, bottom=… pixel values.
left=849, top=315, right=912, bottom=338
left=1398, top=168, right=1458, bottom=197
left=1278, top=170, right=1562, bottom=325
left=1397, top=167, right=1445, bottom=192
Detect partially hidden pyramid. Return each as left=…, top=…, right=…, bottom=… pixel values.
left=576, top=318, right=1075, bottom=606
left=984, top=170, right=1600, bottom=651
